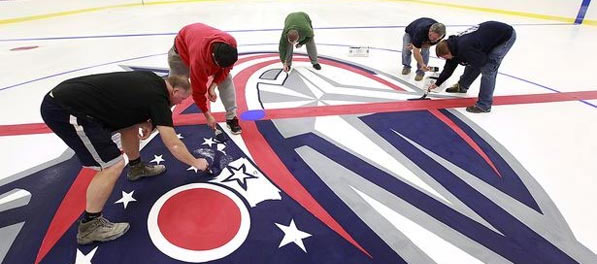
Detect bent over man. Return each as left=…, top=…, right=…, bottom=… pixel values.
left=169, top=23, right=242, bottom=134
left=279, top=12, right=321, bottom=72
left=429, top=21, right=516, bottom=113
left=40, top=71, right=208, bottom=244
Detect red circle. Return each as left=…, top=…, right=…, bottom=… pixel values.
left=157, top=188, right=242, bottom=250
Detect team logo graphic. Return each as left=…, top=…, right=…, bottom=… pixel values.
left=0, top=52, right=595, bottom=264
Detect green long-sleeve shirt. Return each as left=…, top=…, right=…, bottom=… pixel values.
left=279, top=12, right=314, bottom=62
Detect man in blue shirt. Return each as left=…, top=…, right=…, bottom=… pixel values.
left=402, top=18, right=446, bottom=81
left=429, top=21, right=516, bottom=113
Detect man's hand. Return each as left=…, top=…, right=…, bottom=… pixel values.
left=157, top=125, right=208, bottom=171
left=208, top=83, right=217, bottom=102
left=205, top=112, right=217, bottom=130
left=194, top=158, right=208, bottom=171
left=406, top=43, right=414, bottom=50
left=420, top=65, right=430, bottom=72
left=283, top=62, right=290, bottom=73
left=138, top=120, right=153, bottom=140
left=427, top=83, right=438, bottom=92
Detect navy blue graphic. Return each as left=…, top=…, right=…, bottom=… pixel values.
left=2, top=124, right=400, bottom=264
left=255, top=110, right=578, bottom=264
left=0, top=158, right=84, bottom=264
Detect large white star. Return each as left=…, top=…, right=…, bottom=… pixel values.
left=187, top=166, right=199, bottom=173
left=275, top=219, right=312, bottom=252
left=177, top=133, right=184, bottom=139
left=202, top=137, right=216, bottom=148
left=223, top=164, right=257, bottom=190
left=74, top=246, right=98, bottom=264
left=114, top=190, right=136, bottom=209
left=150, top=154, right=164, bottom=165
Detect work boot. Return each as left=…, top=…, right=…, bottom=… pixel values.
left=226, top=117, right=242, bottom=135
left=415, top=72, right=424, bottom=81
left=466, top=105, right=491, bottom=113
left=445, top=83, right=467, bottom=93
left=76, top=215, right=129, bottom=245
left=312, top=63, right=322, bottom=70
left=401, top=67, right=411, bottom=75
left=127, top=162, right=166, bottom=181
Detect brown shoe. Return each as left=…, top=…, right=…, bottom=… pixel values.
left=127, top=162, right=166, bottom=181
left=401, top=67, right=411, bottom=75
left=465, top=105, right=491, bottom=113
left=445, top=83, right=467, bottom=93
left=414, top=73, right=424, bottom=81
left=77, top=216, right=129, bottom=245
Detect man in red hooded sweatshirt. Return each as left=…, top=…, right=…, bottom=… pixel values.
left=168, top=23, right=241, bottom=134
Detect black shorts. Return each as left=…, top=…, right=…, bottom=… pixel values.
left=40, top=93, right=122, bottom=170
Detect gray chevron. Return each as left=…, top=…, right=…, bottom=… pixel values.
left=0, top=222, right=25, bottom=264
left=0, top=189, right=31, bottom=213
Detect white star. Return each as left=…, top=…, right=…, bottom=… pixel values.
left=223, top=164, right=257, bottom=190
left=187, top=166, right=199, bottom=173
left=114, top=190, right=137, bottom=209
left=177, top=133, right=184, bottom=139
left=150, top=154, right=164, bottom=165
left=202, top=137, right=216, bottom=148
left=275, top=219, right=312, bottom=252
left=216, top=143, right=227, bottom=155
left=74, top=246, right=98, bottom=264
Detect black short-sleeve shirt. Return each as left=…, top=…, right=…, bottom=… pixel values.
left=51, top=71, right=173, bottom=131
left=405, top=17, right=438, bottom=48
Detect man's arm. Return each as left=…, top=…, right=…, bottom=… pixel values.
left=279, top=33, right=288, bottom=63
left=157, top=125, right=208, bottom=170
left=411, top=35, right=429, bottom=71
left=298, top=35, right=311, bottom=46
left=213, top=67, right=231, bottom=84
left=412, top=47, right=428, bottom=71
left=434, top=59, right=459, bottom=87
left=190, top=70, right=216, bottom=129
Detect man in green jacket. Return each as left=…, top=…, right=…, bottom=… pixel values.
left=279, top=12, right=321, bottom=72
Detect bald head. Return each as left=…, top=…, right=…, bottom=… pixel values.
left=287, top=29, right=299, bottom=43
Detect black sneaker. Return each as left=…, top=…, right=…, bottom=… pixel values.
left=465, top=105, right=491, bottom=113
left=312, top=63, right=322, bottom=70
left=445, top=83, right=467, bottom=93
left=226, top=117, right=242, bottom=135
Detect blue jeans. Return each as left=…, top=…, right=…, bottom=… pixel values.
left=458, top=30, right=517, bottom=110
left=402, top=33, right=429, bottom=75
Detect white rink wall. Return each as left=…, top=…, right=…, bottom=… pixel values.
left=0, top=0, right=592, bottom=23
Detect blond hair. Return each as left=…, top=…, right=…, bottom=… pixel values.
left=166, top=75, right=190, bottom=91
left=435, top=40, right=451, bottom=57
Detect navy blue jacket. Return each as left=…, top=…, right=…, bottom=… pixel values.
left=435, top=21, right=514, bottom=86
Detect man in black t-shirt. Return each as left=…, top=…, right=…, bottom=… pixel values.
left=428, top=21, right=516, bottom=113
left=402, top=17, right=446, bottom=81
left=40, top=71, right=209, bottom=245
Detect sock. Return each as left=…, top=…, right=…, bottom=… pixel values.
left=129, top=157, right=141, bottom=166
left=82, top=211, right=102, bottom=223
